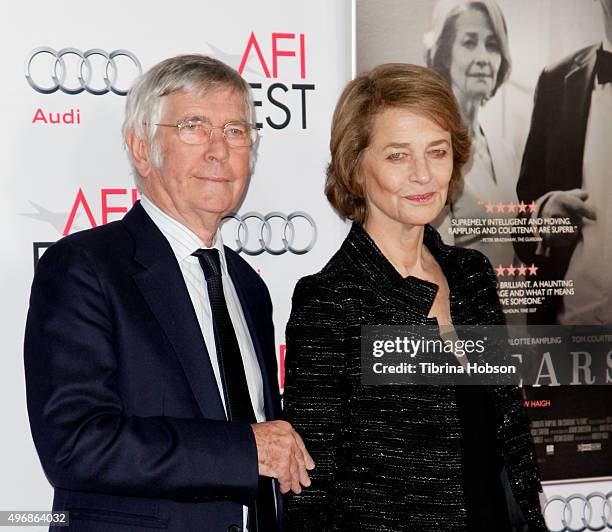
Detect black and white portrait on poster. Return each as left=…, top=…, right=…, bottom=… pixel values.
left=355, top=0, right=612, bottom=483
left=357, top=0, right=609, bottom=321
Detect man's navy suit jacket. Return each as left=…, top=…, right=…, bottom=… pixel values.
left=24, top=201, right=282, bottom=531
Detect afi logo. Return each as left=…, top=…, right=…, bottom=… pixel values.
left=64, top=188, right=138, bottom=235
left=236, top=32, right=314, bottom=130
left=239, top=32, right=306, bottom=79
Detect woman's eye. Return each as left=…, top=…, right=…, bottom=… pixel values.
left=387, top=152, right=405, bottom=161
left=461, top=37, right=477, bottom=49
left=429, top=149, right=447, bottom=158
left=486, top=38, right=500, bottom=53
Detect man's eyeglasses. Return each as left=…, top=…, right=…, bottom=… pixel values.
left=154, top=119, right=259, bottom=147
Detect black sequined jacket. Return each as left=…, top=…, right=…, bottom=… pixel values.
left=283, top=223, right=546, bottom=531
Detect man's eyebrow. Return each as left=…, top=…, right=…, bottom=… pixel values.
left=179, top=114, right=248, bottom=124
left=180, top=114, right=211, bottom=122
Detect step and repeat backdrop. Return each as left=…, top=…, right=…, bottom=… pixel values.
left=2, top=0, right=611, bottom=530
left=2, top=0, right=351, bottom=525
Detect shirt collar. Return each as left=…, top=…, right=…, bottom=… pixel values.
left=604, top=36, right=612, bottom=53
left=140, top=194, right=228, bottom=272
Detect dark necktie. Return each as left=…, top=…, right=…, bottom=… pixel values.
left=192, top=248, right=277, bottom=532
left=596, top=47, right=612, bottom=84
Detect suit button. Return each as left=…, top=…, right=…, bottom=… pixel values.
left=226, top=526, right=242, bottom=532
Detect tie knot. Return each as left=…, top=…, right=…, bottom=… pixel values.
left=192, top=248, right=222, bottom=279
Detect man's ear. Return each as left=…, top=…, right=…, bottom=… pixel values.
left=125, top=128, right=152, bottom=178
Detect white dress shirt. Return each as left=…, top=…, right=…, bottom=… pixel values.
left=141, top=195, right=265, bottom=530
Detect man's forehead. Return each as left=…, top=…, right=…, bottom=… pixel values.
left=162, top=87, right=246, bottom=119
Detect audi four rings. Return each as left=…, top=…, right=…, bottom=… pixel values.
left=25, top=47, right=141, bottom=95
left=221, top=212, right=317, bottom=255
left=544, top=492, right=612, bottom=532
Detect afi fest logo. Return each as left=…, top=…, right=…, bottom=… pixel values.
left=29, top=187, right=139, bottom=267
left=236, top=32, right=314, bottom=130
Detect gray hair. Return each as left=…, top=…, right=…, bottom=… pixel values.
left=122, top=54, right=256, bottom=189
left=423, top=0, right=512, bottom=100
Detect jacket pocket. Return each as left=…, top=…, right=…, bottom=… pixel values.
left=68, top=507, right=168, bottom=529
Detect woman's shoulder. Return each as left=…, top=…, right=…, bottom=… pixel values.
left=289, top=234, right=364, bottom=325
left=291, top=253, right=349, bottom=305
left=451, top=245, right=495, bottom=271
left=450, top=245, right=497, bottom=287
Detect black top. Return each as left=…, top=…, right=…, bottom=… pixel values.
left=283, top=223, right=545, bottom=531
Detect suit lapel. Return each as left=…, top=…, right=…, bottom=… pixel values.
left=122, top=203, right=226, bottom=421
left=562, top=44, right=597, bottom=188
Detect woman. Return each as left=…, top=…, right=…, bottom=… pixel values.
left=283, top=64, right=545, bottom=531
left=425, top=0, right=518, bottom=271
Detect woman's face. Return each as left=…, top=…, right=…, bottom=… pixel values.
left=361, top=107, right=453, bottom=232
left=449, top=8, right=502, bottom=103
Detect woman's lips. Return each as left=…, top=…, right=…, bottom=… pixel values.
left=404, top=192, right=435, bottom=202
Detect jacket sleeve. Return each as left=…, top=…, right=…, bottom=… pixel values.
left=476, top=253, right=547, bottom=531
left=24, top=240, right=259, bottom=504
left=282, top=276, right=347, bottom=531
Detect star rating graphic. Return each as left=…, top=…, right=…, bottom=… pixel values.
left=484, top=201, right=537, bottom=215
left=495, top=263, right=538, bottom=277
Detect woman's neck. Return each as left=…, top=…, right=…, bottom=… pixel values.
left=452, top=84, right=482, bottom=136
left=363, top=217, right=430, bottom=279
left=459, top=97, right=481, bottom=137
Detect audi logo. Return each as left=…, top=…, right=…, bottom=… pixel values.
left=544, top=492, right=612, bottom=531
left=221, top=212, right=317, bottom=255
left=25, top=47, right=141, bottom=95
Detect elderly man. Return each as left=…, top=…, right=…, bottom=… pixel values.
left=24, top=55, right=313, bottom=532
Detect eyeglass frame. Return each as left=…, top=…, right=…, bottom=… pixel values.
left=152, top=119, right=260, bottom=147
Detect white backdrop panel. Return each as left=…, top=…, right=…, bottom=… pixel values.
left=1, top=0, right=351, bottom=517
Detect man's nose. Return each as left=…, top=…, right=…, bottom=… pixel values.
left=204, top=127, right=230, bottom=162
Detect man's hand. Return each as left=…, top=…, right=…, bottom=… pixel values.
left=251, top=420, right=315, bottom=494
left=540, top=189, right=596, bottom=247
